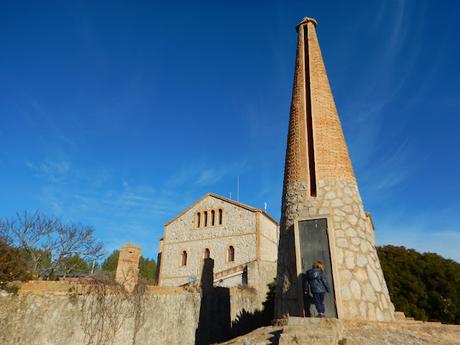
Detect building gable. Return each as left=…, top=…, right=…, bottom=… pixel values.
left=164, top=193, right=276, bottom=227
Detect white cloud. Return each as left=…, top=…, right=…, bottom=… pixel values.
left=38, top=177, right=189, bottom=258
left=26, top=159, right=71, bottom=183
left=195, top=168, right=229, bottom=186
left=166, top=160, right=247, bottom=188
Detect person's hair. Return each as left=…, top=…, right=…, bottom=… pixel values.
left=312, top=261, right=324, bottom=270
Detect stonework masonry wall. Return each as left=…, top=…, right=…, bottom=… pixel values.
left=161, top=196, right=257, bottom=286
left=258, top=214, right=278, bottom=262
left=247, top=260, right=277, bottom=305
left=0, top=282, right=266, bottom=345
left=115, top=243, right=142, bottom=293
left=161, top=234, right=257, bottom=287
left=279, top=177, right=395, bottom=320
left=166, top=197, right=257, bottom=242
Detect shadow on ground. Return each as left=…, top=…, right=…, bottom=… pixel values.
left=194, top=259, right=275, bottom=345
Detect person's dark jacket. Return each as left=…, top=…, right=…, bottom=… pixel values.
left=304, top=268, right=330, bottom=294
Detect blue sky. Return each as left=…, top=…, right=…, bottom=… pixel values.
left=1, top=1, right=459, bottom=261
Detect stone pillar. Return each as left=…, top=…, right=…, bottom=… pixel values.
left=115, top=243, right=142, bottom=293
left=274, top=17, right=395, bottom=321
left=155, top=238, right=163, bottom=285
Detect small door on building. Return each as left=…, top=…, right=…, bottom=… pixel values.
left=296, top=218, right=338, bottom=318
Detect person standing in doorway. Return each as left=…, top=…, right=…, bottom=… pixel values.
left=304, top=261, right=330, bottom=317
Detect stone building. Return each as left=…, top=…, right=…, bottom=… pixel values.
left=157, top=193, right=279, bottom=290
left=275, top=17, right=395, bottom=321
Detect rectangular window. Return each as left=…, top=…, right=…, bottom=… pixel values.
left=218, top=209, right=223, bottom=225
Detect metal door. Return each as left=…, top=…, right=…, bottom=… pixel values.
left=298, top=218, right=337, bottom=317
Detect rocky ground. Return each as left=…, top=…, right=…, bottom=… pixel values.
left=217, top=317, right=460, bottom=345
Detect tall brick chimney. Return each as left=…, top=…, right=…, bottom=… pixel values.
left=275, top=17, right=395, bottom=321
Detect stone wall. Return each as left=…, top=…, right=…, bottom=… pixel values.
left=247, top=260, right=277, bottom=305
left=0, top=281, right=267, bottom=345
left=277, top=177, right=395, bottom=321
left=258, top=214, right=278, bottom=262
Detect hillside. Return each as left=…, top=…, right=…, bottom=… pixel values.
left=378, top=245, right=460, bottom=324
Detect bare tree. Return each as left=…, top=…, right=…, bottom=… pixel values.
left=0, top=211, right=104, bottom=278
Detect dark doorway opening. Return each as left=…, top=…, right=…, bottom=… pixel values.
left=296, top=218, right=337, bottom=317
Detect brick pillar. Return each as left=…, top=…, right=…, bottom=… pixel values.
left=115, top=243, right=142, bottom=293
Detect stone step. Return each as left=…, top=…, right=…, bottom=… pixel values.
left=402, top=320, right=424, bottom=324
left=279, top=333, right=340, bottom=345
left=276, top=318, right=344, bottom=345
left=394, top=311, right=406, bottom=320
left=282, top=330, right=341, bottom=339
left=279, top=318, right=343, bottom=333
left=217, top=319, right=460, bottom=345
left=284, top=325, right=340, bottom=334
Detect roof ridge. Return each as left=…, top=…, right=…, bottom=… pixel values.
left=206, top=192, right=259, bottom=212
left=164, top=192, right=279, bottom=226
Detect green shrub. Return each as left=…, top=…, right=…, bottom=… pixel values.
left=378, top=245, right=460, bottom=324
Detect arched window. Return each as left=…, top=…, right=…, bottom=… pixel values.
left=227, top=246, right=235, bottom=262
left=218, top=209, right=223, bottom=225
left=204, top=211, right=208, bottom=227
left=203, top=248, right=210, bottom=259
left=196, top=212, right=201, bottom=228
left=181, top=251, right=188, bottom=266
left=211, top=210, right=215, bottom=226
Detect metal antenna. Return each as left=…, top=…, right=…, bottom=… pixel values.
left=264, top=202, right=268, bottom=212
left=237, top=175, right=240, bottom=201
left=229, top=192, right=232, bottom=200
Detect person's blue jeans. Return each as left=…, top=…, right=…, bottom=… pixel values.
left=312, top=292, right=325, bottom=315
